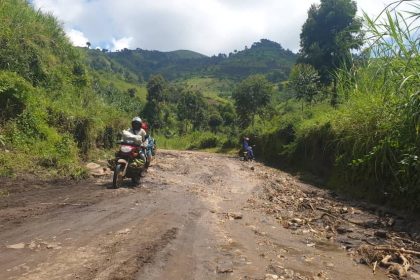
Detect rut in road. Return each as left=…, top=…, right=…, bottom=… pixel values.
left=0, top=150, right=418, bottom=279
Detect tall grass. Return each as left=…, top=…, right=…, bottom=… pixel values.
left=331, top=1, right=420, bottom=207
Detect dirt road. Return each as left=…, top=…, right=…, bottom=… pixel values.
left=0, top=150, right=419, bottom=279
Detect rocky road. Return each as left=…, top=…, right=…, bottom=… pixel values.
left=0, top=150, right=419, bottom=280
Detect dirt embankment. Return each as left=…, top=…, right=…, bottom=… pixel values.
left=0, top=150, right=419, bottom=280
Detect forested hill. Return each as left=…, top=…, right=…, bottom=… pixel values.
left=86, top=39, right=297, bottom=82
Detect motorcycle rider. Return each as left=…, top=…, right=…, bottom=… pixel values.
left=122, top=117, right=148, bottom=146
left=242, top=137, right=254, bottom=160
left=121, top=117, right=149, bottom=167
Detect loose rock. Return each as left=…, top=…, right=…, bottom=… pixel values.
left=374, top=230, right=387, bottom=239
left=217, top=260, right=233, bottom=273
left=86, top=162, right=101, bottom=170
left=117, top=228, right=131, bottom=235
left=6, top=243, right=25, bottom=249
left=336, top=226, right=353, bottom=234
left=291, top=218, right=303, bottom=225
left=229, top=212, right=243, bottom=220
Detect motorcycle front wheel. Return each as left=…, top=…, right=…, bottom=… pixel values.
left=111, top=164, right=123, bottom=189
left=131, top=176, right=140, bottom=185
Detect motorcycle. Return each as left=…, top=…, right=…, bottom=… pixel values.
left=108, top=140, right=148, bottom=188
left=239, top=145, right=255, bottom=161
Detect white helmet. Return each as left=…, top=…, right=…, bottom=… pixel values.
left=131, top=117, right=142, bottom=130
left=132, top=117, right=142, bottom=123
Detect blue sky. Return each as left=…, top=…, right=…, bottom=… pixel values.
left=31, top=0, right=406, bottom=55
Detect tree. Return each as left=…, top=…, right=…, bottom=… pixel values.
left=232, top=75, right=273, bottom=127
left=86, top=42, right=91, bottom=49
left=299, top=0, right=363, bottom=102
left=146, top=74, right=166, bottom=103
left=143, top=75, right=167, bottom=130
left=177, top=89, right=208, bottom=132
left=288, top=64, right=321, bottom=110
left=219, top=103, right=236, bottom=127
left=208, top=112, right=223, bottom=132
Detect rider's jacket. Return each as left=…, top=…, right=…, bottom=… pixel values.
left=243, top=139, right=250, bottom=150
left=122, top=128, right=148, bottom=146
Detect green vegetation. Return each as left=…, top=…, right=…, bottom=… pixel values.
left=88, top=39, right=297, bottom=82
left=233, top=75, right=274, bottom=128
left=0, top=0, right=418, bottom=213
left=140, top=74, right=238, bottom=141
left=288, top=64, right=321, bottom=107
left=155, top=131, right=230, bottom=151
left=244, top=2, right=419, bottom=211
left=177, top=77, right=235, bottom=101
left=0, top=0, right=140, bottom=178
left=299, top=0, right=363, bottom=104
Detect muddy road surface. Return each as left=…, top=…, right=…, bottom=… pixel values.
left=1, top=150, right=419, bottom=280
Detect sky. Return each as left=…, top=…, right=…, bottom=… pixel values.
left=31, top=0, right=402, bottom=55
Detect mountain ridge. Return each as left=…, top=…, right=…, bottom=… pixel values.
left=86, top=39, right=297, bottom=82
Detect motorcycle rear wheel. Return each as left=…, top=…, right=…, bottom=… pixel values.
left=112, top=164, right=123, bottom=189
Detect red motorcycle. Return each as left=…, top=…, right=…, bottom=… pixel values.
left=109, top=140, right=147, bottom=188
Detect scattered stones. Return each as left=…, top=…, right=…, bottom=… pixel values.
left=117, top=228, right=131, bottom=235
left=46, top=243, right=62, bottom=250
left=86, top=162, right=112, bottom=177
left=217, top=260, right=233, bottom=273
left=325, top=262, right=335, bottom=268
left=336, top=226, right=353, bottom=234
left=291, top=218, right=304, bottom=225
left=265, top=273, right=279, bottom=280
left=28, top=241, right=37, bottom=250
left=314, top=271, right=328, bottom=280
left=340, top=207, right=348, bottom=214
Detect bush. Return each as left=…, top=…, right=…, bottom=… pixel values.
left=197, top=134, right=219, bottom=149
left=0, top=72, right=35, bottom=122
left=188, top=132, right=219, bottom=149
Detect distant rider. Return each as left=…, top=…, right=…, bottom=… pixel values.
left=242, top=137, right=254, bottom=160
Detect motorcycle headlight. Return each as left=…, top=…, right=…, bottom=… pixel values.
left=120, top=145, right=133, bottom=153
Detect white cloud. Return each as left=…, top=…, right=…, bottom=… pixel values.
left=111, top=37, right=134, bottom=51
left=66, top=29, right=89, bottom=47
left=31, top=0, right=404, bottom=55
left=32, top=0, right=85, bottom=22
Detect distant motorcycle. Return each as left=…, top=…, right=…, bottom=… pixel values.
left=108, top=140, right=148, bottom=188
left=239, top=145, right=255, bottom=161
